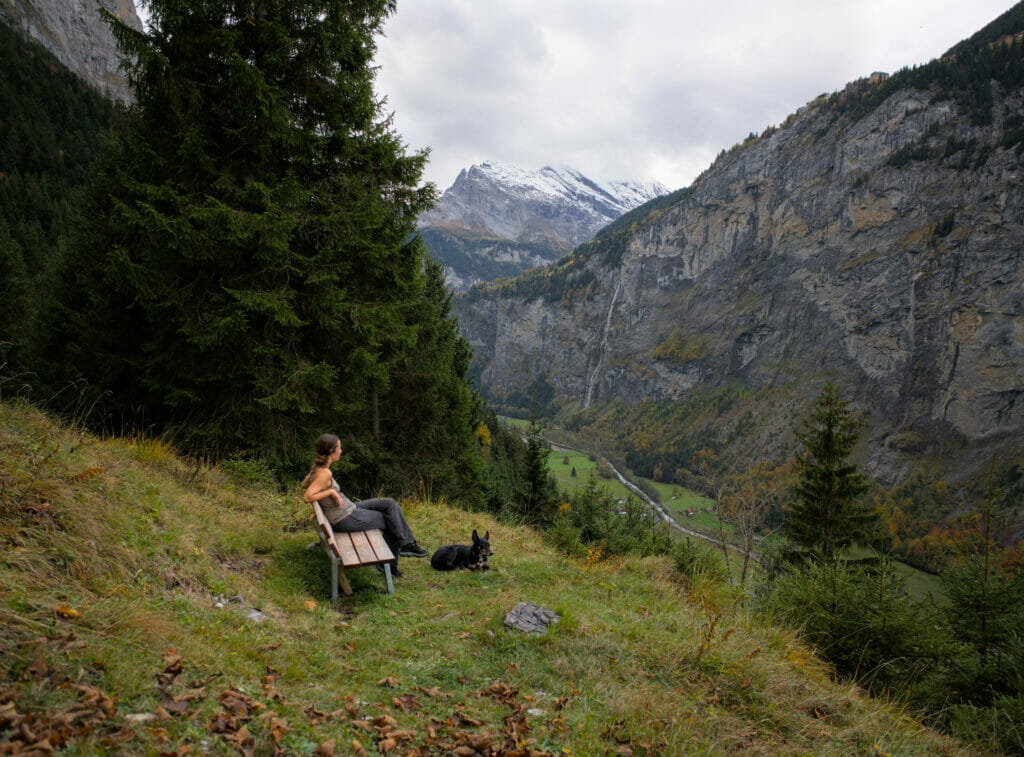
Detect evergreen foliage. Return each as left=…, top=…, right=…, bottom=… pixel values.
left=0, top=18, right=120, bottom=367
left=828, top=10, right=1024, bottom=126
left=371, top=256, right=487, bottom=501
left=517, top=418, right=559, bottom=526
left=40, top=1, right=479, bottom=481
left=940, top=480, right=1024, bottom=713
left=547, top=474, right=674, bottom=560
left=419, top=227, right=559, bottom=284
left=784, top=383, right=875, bottom=560
left=761, top=558, right=948, bottom=695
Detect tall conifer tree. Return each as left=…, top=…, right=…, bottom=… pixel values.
left=784, top=383, right=875, bottom=560
left=375, top=256, right=486, bottom=500
left=50, top=0, right=435, bottom=469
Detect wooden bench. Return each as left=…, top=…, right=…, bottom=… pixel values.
left=311, top=501, right=395, bottom=598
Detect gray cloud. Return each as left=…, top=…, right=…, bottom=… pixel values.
left=375, top=0, right=1017, bottom=191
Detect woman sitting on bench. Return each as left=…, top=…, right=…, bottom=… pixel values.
left=302, top=433, right=428, bottom=577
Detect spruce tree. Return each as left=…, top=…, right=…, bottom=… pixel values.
left=48, top=0, right=435, bottom=470
left=374, top=255, right=486, bottom=501
left=784, top=383, right=875, bottom=560
left=519, top=418, right=558, bottom=526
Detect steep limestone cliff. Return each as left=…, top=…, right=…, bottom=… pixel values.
left=456, top=41, right=1024, bottom=485
left=0, top=0, right=141, bottom=102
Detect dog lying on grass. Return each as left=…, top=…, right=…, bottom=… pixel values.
left=430, top=530, right=493, bottom=571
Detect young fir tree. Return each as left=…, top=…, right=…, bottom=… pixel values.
left=940, top=472, right=1024, bottom=706
left=47, top=1, right=436, bottom=471
left=518, top=417, right=558, bottom=526
left=784, top=382, right=875, bottom=560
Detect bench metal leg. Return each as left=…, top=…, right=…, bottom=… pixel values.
left=383, top=563, right=394, bottom=595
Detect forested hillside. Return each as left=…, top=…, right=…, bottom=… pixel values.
left=0, top=17, right=120, bottom=370
left=0, top=2, right=523, bottom=508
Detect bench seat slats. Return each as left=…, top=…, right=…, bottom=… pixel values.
left=335, top=532, right=366, bottom=567
left=364, top=529, right=395, bottom=563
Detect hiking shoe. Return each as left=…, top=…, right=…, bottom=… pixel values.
left=399, top=541, right=429, bottom=558
left=376, top=563, right=402, bottom=578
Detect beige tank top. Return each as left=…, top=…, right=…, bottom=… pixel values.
left=318, top=475, right=357, bottom=525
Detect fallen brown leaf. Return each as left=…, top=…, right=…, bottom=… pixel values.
left=392, top=693, right=421, bottom=712
left=314, top=739, right=335, bottom=756
left=259, top=710, right=289, bottom=744
left=261, top=666, right=280, bottom=685
left=156, top=650, right=184, bottom=689
left=377, top=675, right=400, bottom=688
left=24, top=649, right=51, bottom=681
left=224, top=724, right=256, bottom=757
left=372, top=713, right=399, bottom=732
left=99, top=725, right=136, bottom=746
left=304, top=703, right=328, bottom=726
left=188, top=673, right=222, bottom=689
left=210, top=712, right=240, bottom=733
left=157, top=746, right=191, bottom=756
left=160, top=695, right=192, bottom=717
left=219, top=688, right=263, bottom=715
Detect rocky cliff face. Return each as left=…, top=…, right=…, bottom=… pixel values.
left=0, top=0, right=141, bottom=102
left=420, top=162, right=667, bottom=291
left=456, top=54, right=1024, bottom=485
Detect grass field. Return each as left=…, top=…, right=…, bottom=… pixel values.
left=0, top=399, right=974, bottom=755
left=546, top=446, right=634, bottom=501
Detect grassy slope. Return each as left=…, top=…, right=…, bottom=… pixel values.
left=0, top=400, right=968, bottom=755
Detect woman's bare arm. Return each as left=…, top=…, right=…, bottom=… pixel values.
left=302, top=467, right=342, bottom=504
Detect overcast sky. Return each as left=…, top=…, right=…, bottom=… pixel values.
left=373, top=0, right=1017, bottom=192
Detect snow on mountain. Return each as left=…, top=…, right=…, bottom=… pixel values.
left=418, top=161, right=668, bottom=291
left=419, top=161, right=669, bottom=248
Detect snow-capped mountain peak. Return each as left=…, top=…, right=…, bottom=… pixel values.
left=420, top=161, right=668, bottom=246
left=418, top=161, right=669, bottom=291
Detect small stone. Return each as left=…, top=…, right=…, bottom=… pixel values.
left=125, top=713, right=157, bottom=723
left=504, top=602, right=561, bottom=634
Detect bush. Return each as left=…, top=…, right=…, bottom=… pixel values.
left=546, top=477, right=673, bottom=560
left=760, top=558, right=948, bottom=696
left=670, top=538, right=729, bottom=583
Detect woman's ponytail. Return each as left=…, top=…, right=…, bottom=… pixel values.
left=301, top=433, right=341, bottom=489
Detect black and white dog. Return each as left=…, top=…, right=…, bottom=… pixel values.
left=430, top=530, right=493, bottom=571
